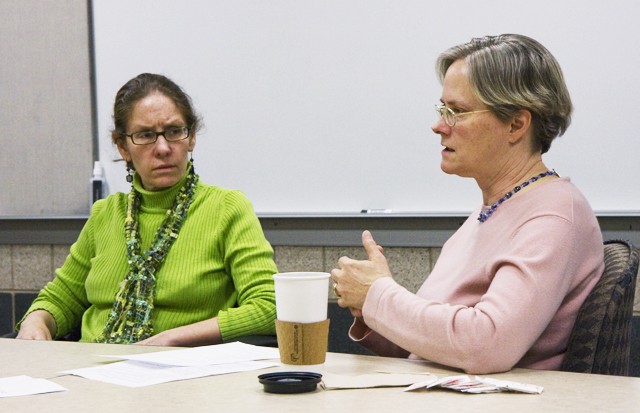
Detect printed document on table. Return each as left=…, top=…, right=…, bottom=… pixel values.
left=61, top=359, right=278, bottom=387
left=60, top=342, right=280, bottom=387
left=98, top=341, right=280, bottom=366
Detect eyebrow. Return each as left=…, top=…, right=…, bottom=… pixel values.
left=129, top=118, right=186, bottom=130
left=440, top=99, right=474, bottom=110
left=439, top=98, right=456, bottom=106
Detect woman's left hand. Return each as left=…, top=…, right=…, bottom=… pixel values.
left=330, top=230, right=392, bottom=311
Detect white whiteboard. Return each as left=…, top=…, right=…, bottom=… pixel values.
left=93, top=0, right=640, bottom=215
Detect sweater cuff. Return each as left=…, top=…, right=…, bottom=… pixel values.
left=362, top=276, right=398, bottom=331
left=16, top=304, right=67, bottom=339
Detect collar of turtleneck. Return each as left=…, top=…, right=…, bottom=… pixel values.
left=131, top=167, right=192, bottom=212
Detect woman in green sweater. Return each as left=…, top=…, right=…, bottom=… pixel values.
left=17, top=73, right=278, bottom=346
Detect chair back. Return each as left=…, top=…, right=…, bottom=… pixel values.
left=561, top=239, right=639, bottom=375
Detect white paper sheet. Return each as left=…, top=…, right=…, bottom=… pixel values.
left=61, top=359, right=279, bottom=387
left=98, top=341, right=280, bottom=366
left=0, top=375, right=67, bottom=397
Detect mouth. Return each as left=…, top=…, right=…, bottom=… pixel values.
left=442, top=146, right=455, bottom=152
left=154, top=164, right=176, bottom=173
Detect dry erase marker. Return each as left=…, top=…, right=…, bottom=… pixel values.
left=360, top=209, right=393, bottom=213
left=90, top=161, right=107, bottom=204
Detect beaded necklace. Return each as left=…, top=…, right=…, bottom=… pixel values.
left=477, top=170, right=556, bottom=223
left=97, top=163, right=199, bottom=344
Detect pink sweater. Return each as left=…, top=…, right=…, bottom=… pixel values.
left=353, top=177, right=604, bottom=374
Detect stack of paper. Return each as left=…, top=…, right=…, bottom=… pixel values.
left=320, top=371, right=543, bottom=394
left=60, top=342, right=280, bottom=387
left=404, top=374, right=543, bottom=394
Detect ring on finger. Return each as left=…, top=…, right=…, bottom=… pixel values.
left=332, top=283, right=341, bottom=298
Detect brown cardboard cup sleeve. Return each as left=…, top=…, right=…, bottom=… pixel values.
left=275, top=319, right=330, bottom=365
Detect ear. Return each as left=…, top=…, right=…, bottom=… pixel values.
left=508, top=109, right=532, bottom=144
left=114, top=133, right=131, bottom=162
left=187, top=131, right=197, bottom=152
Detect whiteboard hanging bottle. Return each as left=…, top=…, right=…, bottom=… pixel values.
left=90, top=161, right=107, bottom=204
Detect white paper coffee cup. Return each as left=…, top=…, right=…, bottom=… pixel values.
left=273, top=272, right=330, bottom=323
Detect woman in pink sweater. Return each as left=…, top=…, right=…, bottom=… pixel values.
left=330, top=34, right=604, bottom=374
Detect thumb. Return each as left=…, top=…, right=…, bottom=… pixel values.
left=362, top=230, right=383, bottom=260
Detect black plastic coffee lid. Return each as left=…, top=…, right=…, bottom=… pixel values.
left=258, top=371, right=322, bottom=394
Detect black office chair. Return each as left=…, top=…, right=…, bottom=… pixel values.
left=232, top=335, right=278, bottom=348
left=561, top=239, right=639, bottom=376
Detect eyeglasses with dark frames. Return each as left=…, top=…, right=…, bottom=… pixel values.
left=125, top=126, right=190, bottom=145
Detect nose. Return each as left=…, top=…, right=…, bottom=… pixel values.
left=431, top=117, right=449, bottom=135
left=153, top=134, right=172, bottom=152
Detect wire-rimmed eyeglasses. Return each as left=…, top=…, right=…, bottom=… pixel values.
left=435, top=104, right=490, bottom=127
left=125, top=126, right=191, bottom=145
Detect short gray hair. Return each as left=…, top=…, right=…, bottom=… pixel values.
left=436, top=34, right=572, bottom=154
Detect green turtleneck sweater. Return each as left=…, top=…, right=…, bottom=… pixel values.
left=20, top=173, right=278, bottom=342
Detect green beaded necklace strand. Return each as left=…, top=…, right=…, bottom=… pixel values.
left=97, top=163, right=199, bottom=344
